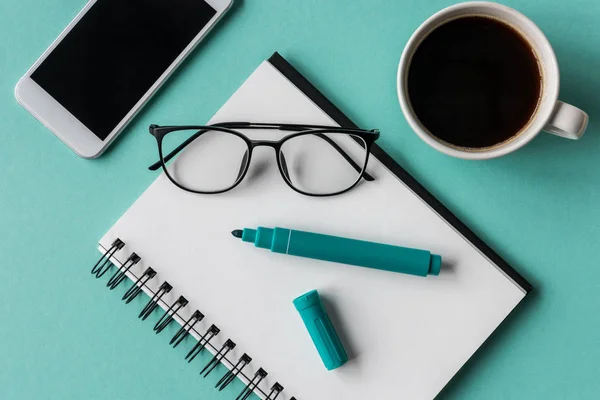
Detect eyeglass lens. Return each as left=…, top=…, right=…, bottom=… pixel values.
left=279, top=133, right=367, bottom=195
left=161, top=129, right=250, bottom=192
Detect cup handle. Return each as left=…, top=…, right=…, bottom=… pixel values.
left=543, top=101, right=588, bottom=140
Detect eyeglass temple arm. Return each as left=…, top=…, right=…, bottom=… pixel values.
left=148, top=129, right=208, bottom=171
left=148, top=123, right=374, bottom=181
left=313, top=133, right=374, bottom=181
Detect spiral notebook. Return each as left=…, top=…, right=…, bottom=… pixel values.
left=92, top=52, right=532, bottom=400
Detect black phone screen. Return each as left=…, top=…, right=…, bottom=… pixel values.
left=31, top=0, right=217, bottom=140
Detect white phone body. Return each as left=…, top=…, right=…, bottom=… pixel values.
left=15, top=0, right=233, bottom=158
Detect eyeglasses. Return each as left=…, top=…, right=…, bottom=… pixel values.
left=148, top=122, right=380, bottom=197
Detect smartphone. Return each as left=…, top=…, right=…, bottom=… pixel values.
left=15, top=0, right=233, bottom=158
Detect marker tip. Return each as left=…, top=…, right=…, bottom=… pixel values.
left=231, top=229, right=243, bottom=238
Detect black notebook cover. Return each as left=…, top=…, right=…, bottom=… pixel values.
left=94, top=52, right=532, bottom=400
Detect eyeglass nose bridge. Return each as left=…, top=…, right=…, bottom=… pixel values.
left=248, top=140, right=281, bottom=150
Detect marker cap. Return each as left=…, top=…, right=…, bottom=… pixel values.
left=293, top=290, right=348, bottom=371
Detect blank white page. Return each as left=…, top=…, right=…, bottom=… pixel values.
left=99, top=59, right=527, bottom=400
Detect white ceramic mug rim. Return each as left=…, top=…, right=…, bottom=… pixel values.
left=397, top=2, right=560, bottom=160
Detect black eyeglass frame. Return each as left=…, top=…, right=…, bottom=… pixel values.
left=149, top=122, right=380, bottom=197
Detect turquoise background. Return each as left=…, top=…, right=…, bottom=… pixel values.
left=1, top=0, right=599, bottom=398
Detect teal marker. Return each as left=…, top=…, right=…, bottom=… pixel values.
left=231, top=226, right=441, bottom=277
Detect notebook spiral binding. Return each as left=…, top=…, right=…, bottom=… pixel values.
left=92, top=239, right=292, bottom=400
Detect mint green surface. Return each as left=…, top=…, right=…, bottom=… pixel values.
left=1, top=0, right=599, bottom=398
left=293, top=290, right=348, bottom=371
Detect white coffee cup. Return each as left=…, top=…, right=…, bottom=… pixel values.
left=397, top=1, right=588, bottom=160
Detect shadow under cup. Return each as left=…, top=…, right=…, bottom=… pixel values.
left=398, top=2, right=563, bottom=159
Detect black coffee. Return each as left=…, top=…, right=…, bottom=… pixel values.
left=407, top=16, right=542, bottom=148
